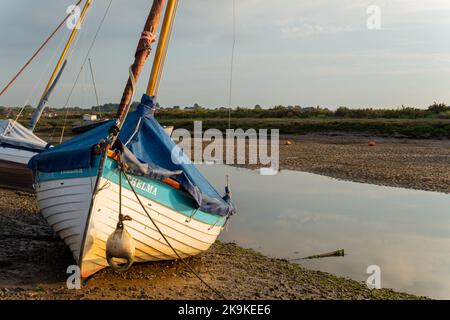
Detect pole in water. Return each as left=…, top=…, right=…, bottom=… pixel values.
left=290, top=249, right=345, bottom=261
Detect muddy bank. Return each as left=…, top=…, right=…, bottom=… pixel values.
left=232, top=134, right=450, bottom=194
left=0, top=188, right=424, bottom=300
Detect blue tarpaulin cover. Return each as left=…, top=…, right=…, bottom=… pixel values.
left=29, top=94, right=235, bottom=217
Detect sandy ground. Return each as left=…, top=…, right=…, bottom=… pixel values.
left=1, top=134, right=444, bottom=300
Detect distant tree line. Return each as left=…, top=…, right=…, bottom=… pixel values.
left=2, top=102, right=450, bottom=120
left=157, top=102, right=450, bottom=120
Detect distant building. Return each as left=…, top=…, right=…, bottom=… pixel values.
left=44, top=112, right=56, bottom=118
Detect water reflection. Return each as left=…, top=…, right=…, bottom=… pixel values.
left=199, top=165, right=450, bottom=299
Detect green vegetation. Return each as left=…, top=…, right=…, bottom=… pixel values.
left=155, top=118, right=450, bottom=139
left=1, top=102, right=450, bottom=139
left=156, top=102, right=450, bottom=139
left=156, top=102, right=450, bottom=120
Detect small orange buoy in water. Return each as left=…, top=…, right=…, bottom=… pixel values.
left=368, top=141, right=376, bottom=147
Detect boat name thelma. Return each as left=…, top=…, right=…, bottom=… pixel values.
left=127, top=176, right=158, bottom=196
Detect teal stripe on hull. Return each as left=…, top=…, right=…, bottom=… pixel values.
left=35, top=156, right=102, bottom=182
left=102, top=157, right=227, bottom=227
left=36, top=155, right=227, bottom=227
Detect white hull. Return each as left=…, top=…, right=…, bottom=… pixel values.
left=36, top=175, right=223, bottom=278
left=36, top=176, right=97, bottom=261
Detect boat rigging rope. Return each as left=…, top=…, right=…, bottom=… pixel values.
left=14, top=27, right=71, bottom=123
left=228, top=0, right=236, bottom=131
left=59, top=0, right=114, bottom=143
left=0, top=0, right=84, bottom=97
left=119, top=164, right=227, bottom=300
left=117, top=163, right=132, bottom=225
left=88, top=58, right=101, bottom=117
left=57, top=12, right=89, bottom=138
left=225, top=0, right=237, bottom=205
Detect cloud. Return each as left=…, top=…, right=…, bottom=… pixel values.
left=1, top=0, right=450, bottom=108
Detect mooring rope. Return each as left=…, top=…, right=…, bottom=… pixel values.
left=119, top=166, right=227, bottom=300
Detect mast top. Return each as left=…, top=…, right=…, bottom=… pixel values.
left=114, top=0, right=166, bottom=130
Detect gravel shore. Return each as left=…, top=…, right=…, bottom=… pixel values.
left=0, top=187, right=424, bottom=300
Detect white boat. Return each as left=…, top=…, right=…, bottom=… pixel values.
left=31, top=100, right=234, bottom=278
left=0, top=0, right=92, bottom=192
left=0, top=119, right=49, bottom=191
left=29, top=0, right=235, bottom=278
left=34, top=149, right=230, bottom=277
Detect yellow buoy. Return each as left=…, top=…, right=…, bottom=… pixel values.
left=106, top=216, right=135, bottom=272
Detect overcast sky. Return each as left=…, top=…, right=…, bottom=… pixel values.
left=1, top=0, right=450, bottom=109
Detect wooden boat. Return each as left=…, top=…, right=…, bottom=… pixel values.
left=29, top=0, right=235, bottom=278
left=0, top=0, right=92, bottom=191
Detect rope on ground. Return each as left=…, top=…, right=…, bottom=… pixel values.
left=120, top=167, right=227, bottom=300
left=0, top=0, right=83, bottom=97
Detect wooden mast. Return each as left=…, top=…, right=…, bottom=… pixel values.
left=147, top=0, right=179, bottom=97
left=30, top=0, right=92, bottom=131
left=40, top=0, right=92, bottom=101
left=114, top=0, right=166, bottom=130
